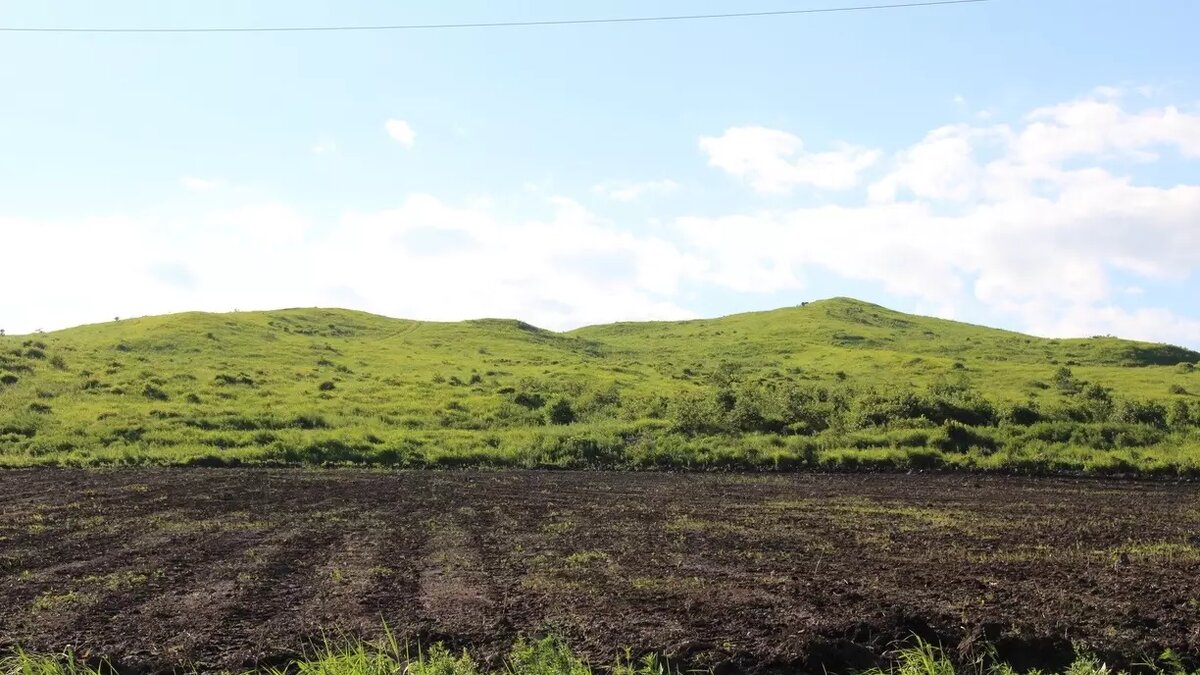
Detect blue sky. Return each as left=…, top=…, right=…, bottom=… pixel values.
left=1, top=0, right=1199, bottom=345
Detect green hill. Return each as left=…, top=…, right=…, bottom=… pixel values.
left=2, top=298, right=1199, bottom=473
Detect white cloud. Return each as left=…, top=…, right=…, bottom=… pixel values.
left=384, top=119, right=415, bottom=147
left=311, top=139, right=337, bottom=154
left=180, top=176, right=223, bottom=191
left=0, top=195, right=703, bottom=334
left=699, top=126, right=881, bottom=192
left=593, top=179, right=680, bottom=202
left=1015, top=97, right=1200, bottom=164
left=868, top=124, right=991, bottom=203
left=676, top=90, right=1200, bottom=343
left=1021, top=304, right=1200, bottom=346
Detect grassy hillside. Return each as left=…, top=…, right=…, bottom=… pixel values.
left=2, top=298, right=1199, bottom=473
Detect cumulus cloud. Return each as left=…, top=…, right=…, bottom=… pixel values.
left=1015, top=96, right=1200, bottom=164
left=592, top=179, right=680, bottom=202
left=384, top=119, right=415, bottom=147
left=699, top=126, right=881, bottom=192
left=679, top=91, right=1200, bottom=344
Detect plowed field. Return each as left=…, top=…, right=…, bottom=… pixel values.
left=1, top=470, right=1198, bottom=672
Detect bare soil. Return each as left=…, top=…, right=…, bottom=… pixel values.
left=1, top=469, right=1198, bottom=673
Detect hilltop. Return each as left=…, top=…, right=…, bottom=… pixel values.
left=1, top=298, right=1198, bottom=473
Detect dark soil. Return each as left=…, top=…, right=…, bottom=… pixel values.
left=0, top=469, right=1198, bottom=673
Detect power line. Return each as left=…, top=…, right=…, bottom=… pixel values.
left=0, top=0, right=990, bottom=34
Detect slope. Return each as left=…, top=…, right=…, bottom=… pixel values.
left=1, top=299, right=1198, bottom=472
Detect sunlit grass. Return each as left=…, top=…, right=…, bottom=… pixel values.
left=2, top=298, right=1198, bottom=474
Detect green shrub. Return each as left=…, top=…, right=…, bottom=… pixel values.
left=214, top=373, right=255, bottom=386
left=1054, top=366, right=1080, bottom=393
left=514, top=392, right=546, bottom=409
left=547, top=399, right=577, bottom=425
left=935, top=422, right=996, bottom=453
left=142, top=385, right=169, bottom=401
left=1004, top=401, right=1042, bottom=426
left=1168, top=399, right=1194, bottom=428
left=669, top=392, right=724, bottom=435
left=1115, top=400, right=1168, bottom=429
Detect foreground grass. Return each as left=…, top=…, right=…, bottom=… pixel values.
left=3, top=298, right=1199, bottom=475
left=0, top=637, right=675, bottom=675
left=2, top=638, right=1195, bottom=675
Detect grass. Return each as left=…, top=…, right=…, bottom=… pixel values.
left=1, top=637, right=1194, bottom=675
left=0, top=636, right=680, bottom=675
left=2, top=297, right=1199, bottom=474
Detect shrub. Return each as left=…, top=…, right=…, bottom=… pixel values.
left=1167, top=399, right=1194, bottom=428
left=0, top=374, right=17, bottom=386
left=669, top=392, right=724, bottom=435
left=142, top=385, right=169, bottom=401
left=547, top=399, right=577, bottom=425
left=49, top=354, right=67, bottom=370
left=1177, top=362, right=1196, bottom=374
left=1005, top=401, right=1042, bottom=426
left=291, top=414, right=330, bottom=429
left=1054, top=366, right=1082, bottom=394
left=514, top=392, right=546, bottom=409
left=1114, top=400, right=1168, bottom=429
left=935, top=422, right=996, bottom=453
left=779, top=385, right=837, bottom=435
left=727, top=386, right=787, bottom=434
left=319, top=381, right=336, bottom=391
left=214, top=373, right=255, bottom=386
left=1168, top=384, right=1189, bottom=395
